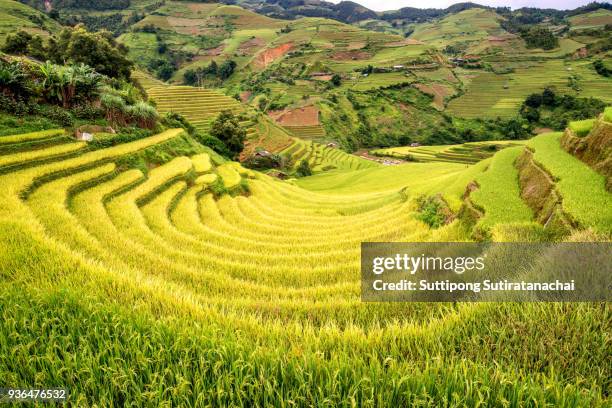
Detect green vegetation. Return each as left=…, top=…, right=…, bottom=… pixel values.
left=528, top=132, right=612, bottom=233
left=520, top=26, right=559, bottom=50
left=3, top=25, right=133, bottom=80
left=569, top=119, right=596, bottom=136
left=520, top=88, right=606, bottom=130
left=209, top=110, right=247, bottom=159
left=470, top=146, right=533, bottom=229
left=0, top=0, right=60, bottom=45
left=0, top=2, right=610, bottom=406
left=373, top=140, right=524, bottom=164
left=448, top=60, right=612, bottom=119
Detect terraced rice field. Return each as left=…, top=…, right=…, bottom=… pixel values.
left=284, top=125, right=326, bottom=139
left=448, top=59, right=612, bottom=119
left=411, top=8, right=506, bottom=48
left=372, top=140, right=523, bottom=164
left=528, top=132, right=612, bottom=234
left=132, top=69, right=165, bottom=90
left=470, top=146, right=533, bottom=229
left=147, top=85, right=256, bottom=138
left=569, top=9, right=612, bottom=30
left=280, top=138, right=378, bottom=172
left=0, top=117, right=610, bottom=405
left=346, top=72, right=414, bottom=91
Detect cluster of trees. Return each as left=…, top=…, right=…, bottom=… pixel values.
left=19, top=0, right=131, bottom=11
left=60, top=12, right=145, bottom=36
left=0, top=56, right=158, bottom=129
left=2, top=26, right=133, bottom=80
left=519, top=26, right=559, bottom=50
left=183, top=60, right=237, bottom=86
left=205, top=110, right=247, bottom=159
left=520, top=88, right=606, bottom=130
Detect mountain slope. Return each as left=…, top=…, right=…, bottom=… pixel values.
left=0, top=0, right=60, bottom=44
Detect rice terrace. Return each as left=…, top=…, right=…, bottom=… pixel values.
left=0, top=0, right=610, bottom=406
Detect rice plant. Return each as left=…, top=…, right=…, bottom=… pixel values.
left=0, top=122, right=609, bottom=406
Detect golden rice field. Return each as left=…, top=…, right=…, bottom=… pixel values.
left=280, top=137, right=377, bottom=172
left=0, top=114, right=610, bottom=406
left=372, top=140, right=525, bottom=165
left=147, top=85, right=257, bottom=138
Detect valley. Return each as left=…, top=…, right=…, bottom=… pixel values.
left=0, top=0, right=610, bottom=406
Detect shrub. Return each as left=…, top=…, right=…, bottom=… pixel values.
left=243, top=152, right=283, bottom=170
left=593, top=60, right=611, bottom=77
left=38, top=105, right=74, bottom=127
left=0, top=94, right=35, bottom=116
left=295, top=159, right=312, bottom=177
left=416, top=195, right=452, bottom=228
left=126, top=102, right=158, bottom=129
left=162, top=112, right=195, bottom=135
left=101, top=93, right=127, bottom=126
left=71, top=103, right=104, bottom=119
left=0, top=60, right=33, bottom=99
left=194, top=133, right=231, bottom=157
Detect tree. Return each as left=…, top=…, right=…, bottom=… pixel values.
left=209, top=110, right=247, bottom=158
left=49, top=25, right=133, bottom=80
left=593, top=60, right=611, bottom=77
left=542, top=87, right=557, bottom=106
left=38, top=62, right=102, bottom=108
left=1, top=31, right=33, bottom=55
left=524, top=93, right=543, bottom=108
left=521, top=27, right=559, bottom=50
left=156, top=62, right=174, bottom=81
left=27, top=35, right=48, bottom=61
left=331, top=74, right=341, bottom=87
left=296, top=159, right=312, bottom=177
left=218, top=60, right=237, bottom=80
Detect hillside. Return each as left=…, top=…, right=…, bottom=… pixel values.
left=0, top=106, right=610, bottom=404
left=0, top=0, right=611, bottom=404
left=0, top=0, right=60, bottom=43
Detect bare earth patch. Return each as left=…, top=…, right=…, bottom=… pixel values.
left=254, top=43, right=294, bottom=69
left=240, top=91, right=252, bottom=103
left=268, top=106, right=320, bottom=127
left=330, top=50, right=372, bottom=61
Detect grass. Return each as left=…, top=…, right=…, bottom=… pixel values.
left=0, top=124, right=609, bottom=405
left=528, top=132, right=612, bottom=233
left=470, top=146, right=533, bottom=229
left=604, top=107, right=612, bottom=122
left=568, top=119, right=595, bottom=136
